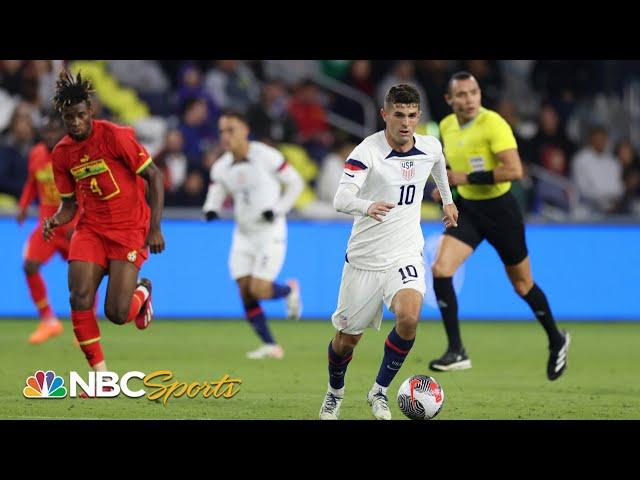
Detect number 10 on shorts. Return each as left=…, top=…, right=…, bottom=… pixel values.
left=398, top=265, right=418, bottom=283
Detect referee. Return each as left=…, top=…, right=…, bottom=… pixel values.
left=429, top=72, right=570, bottom=381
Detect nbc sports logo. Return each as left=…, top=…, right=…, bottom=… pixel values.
left=23, top=370, right=67, bottom=399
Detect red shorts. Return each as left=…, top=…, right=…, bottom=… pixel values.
left=68, top=226, right=149, bottom=270
left=23, top=223, right=73, bottom=263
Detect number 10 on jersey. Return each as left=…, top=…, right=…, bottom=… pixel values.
left=398, top=184, right=416, bottom=205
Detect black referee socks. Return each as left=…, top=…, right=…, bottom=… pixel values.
left=521, top=283, right=564, bottom=348
left=433, top=276, right=464, bottom=352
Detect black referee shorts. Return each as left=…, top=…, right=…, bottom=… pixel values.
left=444, top=190, right=528, bottom=266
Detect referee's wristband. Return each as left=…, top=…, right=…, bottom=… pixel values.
left=467, top=170, right=495, bottom=184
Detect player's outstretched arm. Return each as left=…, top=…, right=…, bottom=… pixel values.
left=43, top=196, right=78, bottom=241
left=139, top=163, right=165, bottom=254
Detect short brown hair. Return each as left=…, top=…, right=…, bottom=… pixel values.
left=384, top=84, right=420, bottom=108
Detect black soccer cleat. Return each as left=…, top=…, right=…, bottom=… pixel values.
left=429, top=348, right=472, bottom=372
left=547, top=330, right=570, bottom=381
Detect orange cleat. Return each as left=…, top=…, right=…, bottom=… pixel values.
left=28, top=320, right=64, bottom=344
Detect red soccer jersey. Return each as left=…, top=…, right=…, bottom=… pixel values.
left=52, top=119, right=153, bottom=233
left=19, top=143, right=63, bottom=220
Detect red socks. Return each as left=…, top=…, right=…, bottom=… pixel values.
left=71, top=309, right=104, bottom=367
left=126, top=286, right=148, bottom=323
left=26, top=272, right=54, bottom=319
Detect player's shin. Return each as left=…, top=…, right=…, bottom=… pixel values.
left=374, top=327, right=415, bottom=391
left=26, top=272, right=54, bottom=320
left=433, top=276, right=464, bottom=351
left=328, top=340, right=353, bottom=396
left=244, top=300, right=275, bottom=344
left=71, top=309, right=104, bottom=367
left=521, top=283, right=563, bottom=348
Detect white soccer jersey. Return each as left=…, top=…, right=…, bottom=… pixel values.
left=203, top=141, right=303, bottom=236
left=339, top=131, right=452, bottom=271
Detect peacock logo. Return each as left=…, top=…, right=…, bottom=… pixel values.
left=23, top=370, right=67, bottom=399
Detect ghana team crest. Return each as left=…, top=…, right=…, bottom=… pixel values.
left=127, top=250, right=137, bottom=263
left=401, top=161, right=415, bottom=181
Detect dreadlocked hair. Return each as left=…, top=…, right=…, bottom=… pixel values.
left=52, top=69, right=94, bottom=112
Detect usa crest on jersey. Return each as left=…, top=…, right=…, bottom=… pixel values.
left=401, top=161, right=415, bottom=181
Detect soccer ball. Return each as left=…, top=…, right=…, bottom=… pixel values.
left=397, top=375, right=445, bottom=420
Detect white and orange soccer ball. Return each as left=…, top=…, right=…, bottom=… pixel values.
left=397, top=375, right=445, bottom=420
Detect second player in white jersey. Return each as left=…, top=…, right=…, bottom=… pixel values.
left=204, top=141, right=300, bottom=238
left=336, top=131, right=453, bottom=270
left=203, top=111, right=304, bottom=360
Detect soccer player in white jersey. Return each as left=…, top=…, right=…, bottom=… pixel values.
left=203, top=110, right=304, bottom=359
left=318, top=84, right=459, bottom=420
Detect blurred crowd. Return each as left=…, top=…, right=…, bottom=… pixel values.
left=1, top=59, right=639, bottom=220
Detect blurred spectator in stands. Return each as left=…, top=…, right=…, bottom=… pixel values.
left=107, top=60, right=170, bottom=115
left=345, top=60, right=375, bottom=97
left=526, top=103, right=575, bottom=170
left=178, top=97, right=217, bottom=159
left=204, top=60, right=260, bottom=114
left=464, top=60, right=503, bottom=110
left=175, top=62, right=220, bottom=126
left=494, top=97, right=536, bottom=212
left=496, top=98, right=536, bottom=149
left=532, top=61, right=600, bottom=127
left=415, top=60, right=455, bottom=123
left=288, top=79, right=334, bottom=161
left=33, top=60, right=63, bottom=114
left=108, top=60, right=169, bottom=93
left=539, top=146, right=569, bottom=177
left=614, top=138, right=640, bottom=213
left=498, top=60, right=539, bottom=119
left=571, top=125, right=623, bottom=215
left=262, top=60, right=320, bottom=86
left=376, top=61, right=429, bottom=121
left=166, top=168, right=207, bottom=207
left=332, top=60, right=375, bottom=132
left=246, top=79, right=297, bottom=145
left=19, top=62, right=41, bottom=111
left=155, top=129, right=192, bottom=197
left=0, top=103, right=36, bottom=199
left=0, top=60, right=24, bottom=97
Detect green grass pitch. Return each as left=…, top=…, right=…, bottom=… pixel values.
left=1, top=318, right=639, bottom=419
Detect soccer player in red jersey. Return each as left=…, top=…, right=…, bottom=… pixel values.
left=17, top=115, right=74, bottom=344
left=43, top=70, right=165, bottom=373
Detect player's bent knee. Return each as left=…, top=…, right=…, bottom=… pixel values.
left=69, top=290, right=94, bottom=311
left=512, top=279, right=533, bottom=297
left=104, top=304, right=128, bottom=325
left=431, top=262, right=454, bottom=278
left=249, top=281, right=271, bottom=300
left=336, top=331, right=361, bottom=350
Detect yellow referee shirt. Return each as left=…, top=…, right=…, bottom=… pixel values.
left=439, top=107, right=517, bottom=200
